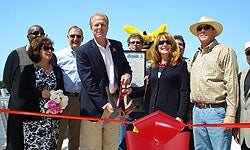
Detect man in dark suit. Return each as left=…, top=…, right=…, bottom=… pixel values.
left=76, top=13, right=132, bottom=150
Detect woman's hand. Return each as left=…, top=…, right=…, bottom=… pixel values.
left=42, top=90, right=51, bottom=99
left=176, top=117, right=183, bottom=122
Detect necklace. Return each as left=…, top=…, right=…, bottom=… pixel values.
left=158, top=61, right=168, bottom=67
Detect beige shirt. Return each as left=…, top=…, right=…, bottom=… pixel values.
left=190, top=39, right=239, bottom=117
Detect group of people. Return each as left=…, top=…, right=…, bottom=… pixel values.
left=2, top=12, right=250, bottom=150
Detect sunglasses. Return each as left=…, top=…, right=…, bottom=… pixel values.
left=69, top=34, right=82, bottom=38
left=197, top=25, right=213, bottom=32
left=158, top=40, right=171, bottom=45
left=29, top=31, right=45, bottom=36
left=130, top=41, right=141, bottom=44
left=245, top=50, right=250, bottom=56
left=42, top=46, right=54, bottom=52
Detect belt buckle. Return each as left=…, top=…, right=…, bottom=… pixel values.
left=200, top=103, right=207, bottom=108
left=197, top=103, right=208, bottom=108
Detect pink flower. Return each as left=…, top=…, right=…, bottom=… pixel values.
left=45, top=100, right=62, bottom=114
left=43, top=89, right=68, bottom=114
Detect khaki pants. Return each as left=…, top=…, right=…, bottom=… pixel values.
left=57, top=95, right=81, bottom=150
left=79, top=109, right=120, bottom=150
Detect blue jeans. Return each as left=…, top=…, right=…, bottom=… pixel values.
left=118, top=116, right=132, bottom=150
left=193, top=106, right=232, bottom=150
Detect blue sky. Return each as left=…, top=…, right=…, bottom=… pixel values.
left=1, top=0, right=249, bottom=81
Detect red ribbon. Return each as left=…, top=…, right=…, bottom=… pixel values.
left=1, top=108, right=250, bottom=128
left=187, top=123, right=250, bottom=128
left=0, top=108, right=128, bottom=124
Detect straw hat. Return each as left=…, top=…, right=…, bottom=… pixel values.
left=245, top=41, right=250, bottom=51
left=190, top=16, right=223, bottom=36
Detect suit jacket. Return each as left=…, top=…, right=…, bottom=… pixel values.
left=132, top=60, right=190, bottom=121
left=19, top=64, right=64, bottom=121
left=238, top=68, right=250, bottom=146
left=76, top=39, right=132, bottom=118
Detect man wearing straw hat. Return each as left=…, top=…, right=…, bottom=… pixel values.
left=189, top=16, right=239, bottom=150
left=233, top=41, right=250, bottom=150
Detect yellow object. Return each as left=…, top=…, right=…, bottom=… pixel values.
left=123, top=24, right=167, bottom=60
left=133, top=126, right=139, bottom=133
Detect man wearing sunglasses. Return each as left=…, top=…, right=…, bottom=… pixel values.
left=233, top=41, right=250, bottom=150
left=55, top=26, right=84, bottom=150
left=118, top=33, right=147, bottom=150
left=189, top=16, right=239, bottom=150
left=127, top=33, right=144, bottom=51
left=3, top=25, right=51, bottom=150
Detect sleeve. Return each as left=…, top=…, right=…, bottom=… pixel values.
left=19, top=65, right=41, bottom=101
left=18, top=65, right=41, bottom=112
left=118, top=41, right=132, bottom=78
left=130, top=86, right=145, bottom=98
left=177, top=60, right=190, bottom=119
left=223, top=48, right=239, bottom=117
left=3, top=51, right=19, bottom=93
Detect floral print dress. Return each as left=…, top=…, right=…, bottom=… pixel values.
left=23, top=66, right=59, bottom=150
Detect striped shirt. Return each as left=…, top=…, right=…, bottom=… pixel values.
left=190, top=39, right=239, bottom=117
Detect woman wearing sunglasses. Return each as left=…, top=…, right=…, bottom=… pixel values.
left=127, top=32, right=190, bottom=123
left=19, top=37, right=65, bottom=149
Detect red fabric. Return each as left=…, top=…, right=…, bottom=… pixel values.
left=127, top=111, right=190, bottom=150
left=126, top=131, right=190, bottom=150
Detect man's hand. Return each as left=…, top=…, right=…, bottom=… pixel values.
left=223, top=116, right=235, bottom=130
left=121, top=73, right=131, bottom=85
left=106, top=103, right=114, bottom=114
left=233, top=130, right=239, bottom=144
left=122, top=87, right=132, bottom=96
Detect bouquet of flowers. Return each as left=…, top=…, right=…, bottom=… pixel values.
left=44, top=89, right=69, bottom=114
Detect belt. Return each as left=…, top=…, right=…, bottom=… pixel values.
left=65, top=92, right=80, bottom=96
left=195, top=102, right=225, bottom=109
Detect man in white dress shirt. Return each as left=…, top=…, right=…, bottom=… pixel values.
left=55, top=26, right=84, bottom=150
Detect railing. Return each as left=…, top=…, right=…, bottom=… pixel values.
left=0, top=97, right=8, bottom=132
left=0, top=88, right=9, bottom=149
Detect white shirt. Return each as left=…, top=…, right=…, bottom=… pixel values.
left=95, top=40, right=117, bottom=94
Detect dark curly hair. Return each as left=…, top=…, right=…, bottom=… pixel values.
left=27, top=37, right=53, bottom=63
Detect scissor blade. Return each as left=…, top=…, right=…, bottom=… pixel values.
left=105, top=86, right=120, bottom=119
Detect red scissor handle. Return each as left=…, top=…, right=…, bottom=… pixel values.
left=116, top=79, right=125, bottom=106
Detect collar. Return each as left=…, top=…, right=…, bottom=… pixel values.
left=198, top=39, right=218, bottom=54
left=67, top=46, right=77, bottom=55
left=26, top=45, right=30, bottom=51
left=94, top=39, right=111, bottom=50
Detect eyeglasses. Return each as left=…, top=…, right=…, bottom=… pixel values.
left=29, top=31, right=45, bottom=36
left=42, top=46, right=54, bottom=52
left=197, top=25, right=212, bottom=32
left=158, top=40, right=171, bottom=45
left=245, top=50, right=250, bottom=56
left=69, top=34, right=82, bottom=39
left=130, top=41, right=141, bottom=44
